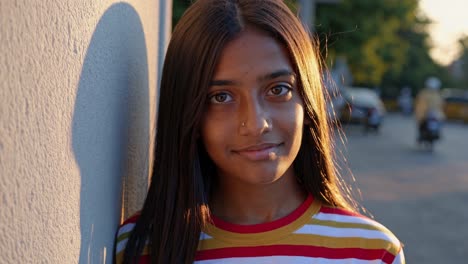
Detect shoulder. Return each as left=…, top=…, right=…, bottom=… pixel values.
left=115, top=212, right=141, bottom=263
left=315, top=205, right=400, bottom=241
left=311, top=205, right=404, bottom=263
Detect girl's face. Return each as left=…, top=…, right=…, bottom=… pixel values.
left=201, top=27, right=305, bottom=187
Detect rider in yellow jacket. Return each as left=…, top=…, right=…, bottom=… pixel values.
left=414, top=77, right=445, bottom=124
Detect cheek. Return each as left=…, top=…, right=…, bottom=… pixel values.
left=279, top=103, right=305, bottom=154
left=201, top=114, right=231, bottom=153
left=294, top=104, right=305, bottom=128
left=275, top=102, right=305, bottom=132
left=291, top=106, right=305, bottom=142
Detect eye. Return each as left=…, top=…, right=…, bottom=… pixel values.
left=267, top=85, right=292, bottom=96
left=208, top=92, right=233, bottom=104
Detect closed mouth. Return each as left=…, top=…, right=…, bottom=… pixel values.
left=234, top=143, right=282, bottom=152
left=233, top=143, right=283, bottom=161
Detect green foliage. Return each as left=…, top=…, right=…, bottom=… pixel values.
left=284, top=0, right=299, bottom=14
left=315, top=0, right=417, bottom=88
left=313, top=0, right=455, bottom=96
left=172, top=0, right=192, bottom=29
left=381, top=16, right=450, bottom=95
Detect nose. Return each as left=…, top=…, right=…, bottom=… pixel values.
left=239, top=95, right=272, bottom=136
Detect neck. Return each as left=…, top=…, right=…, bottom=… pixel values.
left=210, top=168, right=307, bottom=225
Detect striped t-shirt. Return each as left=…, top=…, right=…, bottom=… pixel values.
left=115, top=195, right=405, bottom=263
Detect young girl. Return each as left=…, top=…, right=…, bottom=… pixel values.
left=115, top=0, right=405, bottom=263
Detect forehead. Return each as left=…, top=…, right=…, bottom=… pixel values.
left=213, top=27, right=294, bottom=79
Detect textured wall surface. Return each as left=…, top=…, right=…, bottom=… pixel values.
left=0, top=0, right=170, bottom=263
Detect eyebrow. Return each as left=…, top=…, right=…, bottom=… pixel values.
left=259, top=69, right=296, bottom=82
left=209, top=69, right=296, bottom=86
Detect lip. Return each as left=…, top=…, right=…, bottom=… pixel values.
left=234, top=143, right=282, bottom=161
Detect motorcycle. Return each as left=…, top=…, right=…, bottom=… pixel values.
left=418, top=110, right=441, bottom=150
left=363, top=107, right=382, bottom=133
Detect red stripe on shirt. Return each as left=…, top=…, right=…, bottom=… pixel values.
left=136, top=255, right=149, bottom=264
left=211, top=195, right=313, bottom=233
left=195, top=245, right=395, bottom=263
left=121, top=212, right=141, bottom=226
left=382, top=251, right=397, bottom=264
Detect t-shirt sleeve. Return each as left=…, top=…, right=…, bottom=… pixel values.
left=114, top=213, right=140, bottom=264
left=391, top=247, right=405, bottom=264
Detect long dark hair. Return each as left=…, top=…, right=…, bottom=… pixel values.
left=123, top=0, right=356, bottom=263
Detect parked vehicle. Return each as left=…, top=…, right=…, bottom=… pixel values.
left=339, top=87, right=386, bottom=132
left=441, top=88, right=468, bottom=123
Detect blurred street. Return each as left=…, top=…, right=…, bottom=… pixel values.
left=335, top=113, right=468, bottom=263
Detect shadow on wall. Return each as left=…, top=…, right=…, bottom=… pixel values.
left=72, top=3, right=149, bottom=263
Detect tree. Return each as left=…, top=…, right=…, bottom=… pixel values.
left=172, top=0, right=191, bottom=28
left=315, top=0, right=420, bottom=88
left=381, top=15, right=452, bottom=95
left=313, top=0, right=454, bottom=96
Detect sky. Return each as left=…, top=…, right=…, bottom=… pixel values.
left=419, top=0, right=468, bottom=65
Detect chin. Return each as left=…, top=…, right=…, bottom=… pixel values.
left=241, top=164, right=291, bottom=185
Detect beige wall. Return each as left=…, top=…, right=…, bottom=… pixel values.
left=0, top=0, right=170, bottom=262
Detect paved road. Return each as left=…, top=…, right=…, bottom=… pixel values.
left=335, top=113, right=468, bottom=263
